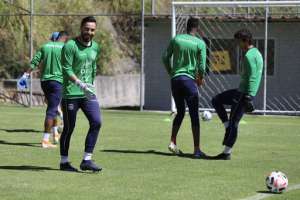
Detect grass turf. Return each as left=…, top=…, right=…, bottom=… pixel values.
left=0, top=104, right=299, bottom=200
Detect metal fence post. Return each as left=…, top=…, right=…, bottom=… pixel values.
left=140, top=0, right=145, bottom=111
left=152, top=0, right=156, bottom=16
left=263, top=1, right=269, bottom=115
left=29, top=0, right=34, bottom=107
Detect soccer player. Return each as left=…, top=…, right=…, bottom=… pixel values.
left=162, top=17, right=207, bottom=158
left=211, top=29, right=263, bottom=160
left=18, top=31, right=69, bottom=148
left=59, top=16, right=102, bottom=172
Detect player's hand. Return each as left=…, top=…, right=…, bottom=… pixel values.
left=243, top=94, right=255, bottom=112
left=17, top=72, right=30, bottom=90
left=84, top=83, right=95, bottom=99
left=196, top=74, right=204, bottom=86
left=75, top=80, right=95, bottom=99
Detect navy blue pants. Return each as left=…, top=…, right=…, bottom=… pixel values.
left=60, top=96, right=102, bottom=156
left=171, top=75, right=200, bottom=129
left=211, top=89, right=251, bottom=148
left=41, top=80, right=62, bottom=120
left=171, top=76, right=200, bottom=147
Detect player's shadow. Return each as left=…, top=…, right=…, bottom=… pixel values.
left=0, top=128, right=41, bottom=133
left=102, top=149, right=175, bottom=157
left=102, top=149, right=208, bottom=159
left=0, top=165, right=58, bottom=171
left=256, top=190, right=276, bottom=194
left=0, top=140, right=40, bottom=148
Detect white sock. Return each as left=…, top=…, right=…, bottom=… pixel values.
left=83, top=152, right=93, bottom=161
left=223, top=146, right=232, bottom=154
left=223, top=121, right=229, bottom=129
left=60, top=156, right=69, bottom=164
left=52, top=126, right=58, bottom=134
left=43, top=133, right=51, bottom=141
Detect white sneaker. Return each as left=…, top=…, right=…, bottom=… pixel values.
left=53, top=133, right=60, bottom=144
left=168, top=142, right=182, bottom=155
left=42, top=140, right=57, bottom=148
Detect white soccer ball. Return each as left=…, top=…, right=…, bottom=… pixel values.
left=202, top=110, right=212, bottom=121
left=265, top=171, right=288, bottom=193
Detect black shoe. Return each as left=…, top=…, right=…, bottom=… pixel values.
left=193, top=150, right=207, bottom=159
left=212, top=153, right=231, bottom=160
left=80, top=160, right=102, bottom=172
left=60, top=162, right=78, bottom=172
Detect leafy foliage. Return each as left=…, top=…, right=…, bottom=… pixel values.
left=0, top=0, right=142, bottom=78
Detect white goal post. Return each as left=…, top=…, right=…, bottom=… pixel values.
left=171, top=1, right=300, bottom=115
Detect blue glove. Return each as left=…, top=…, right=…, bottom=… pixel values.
left=17, top=73, right=30, bottom=90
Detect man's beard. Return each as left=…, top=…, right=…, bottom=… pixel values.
left=81, top=33, right=92, bottom=42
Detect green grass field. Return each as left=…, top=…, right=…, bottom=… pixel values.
left=0, top=104, right=299, bottom=200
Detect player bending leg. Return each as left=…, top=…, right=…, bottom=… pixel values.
left=211, top=29, right=263, bottom=160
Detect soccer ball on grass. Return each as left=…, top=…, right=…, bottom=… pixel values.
left=265, top=171, right=288, bottom=193
left=202, top=110, right=212, bottom=121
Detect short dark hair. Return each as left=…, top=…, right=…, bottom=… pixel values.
left=81, top=16, right=97, bottom=27
left=58, top=31, right=68, bottom=39
left=234, top=29, right=252, bottom=44
left=187, top=17, right=199, bottom=33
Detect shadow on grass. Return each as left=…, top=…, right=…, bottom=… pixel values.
left=102, top=149, right=211, bottom=159
left=256, top=190, right=278, bottom=194
left=0, top=165, right=96, bottom=174
left=0, top=128, right=41, bottom=133
left=0, top=140, right=40, bottom=148
left=0, top=165, right=58, bottom=171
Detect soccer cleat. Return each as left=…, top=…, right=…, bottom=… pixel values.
left=80, top=160, right=102, bottom=172
left=53, top=133, right=60, bottom=144
left=212, top=153, right=231, bottom=160
left=168, top=142, right=183, bottom=155
left=41, top=140, right=57, bottom=148
left=60, top=162, right=78, bottom=172
left=193, top=149, right=207, bottom=159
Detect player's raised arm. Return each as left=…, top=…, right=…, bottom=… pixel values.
left=162, top=39, right=174, bottom=75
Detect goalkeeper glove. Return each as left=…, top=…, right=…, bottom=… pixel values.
left=75, top=80, right=95, bottom=99
left=17, top=72, right=30, bottom=90
left=243, top=94, right=255, bottom=113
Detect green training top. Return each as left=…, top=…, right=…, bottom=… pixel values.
left=30, top=41, right=65, bottom=83
left=239, top=47, right=264, bottom=96
left=61, top=38, right=100, bottom=99
left=162, top=34, right=207, bottom=79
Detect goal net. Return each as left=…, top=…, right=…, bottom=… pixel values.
left=172, top=1, right=300, bottom=115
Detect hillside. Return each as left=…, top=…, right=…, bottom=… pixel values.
left=0, top=0, right=159, bottom=78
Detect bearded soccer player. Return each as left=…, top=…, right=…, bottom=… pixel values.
left=211, top=29, right=263, bottom=160
left=59, top=16, right=102, bottom=172
left=18, top=31, right=69, bottom=148
left=162, top=17, right=207, bottom=158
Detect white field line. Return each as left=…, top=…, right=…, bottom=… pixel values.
left=240, top=184, right=300, bottom=200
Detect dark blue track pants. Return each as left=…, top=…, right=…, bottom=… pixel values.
left=60, top=96, right=101, bottom=156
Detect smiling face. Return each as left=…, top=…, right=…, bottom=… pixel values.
left=80, top=22, right=96, bottom=43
